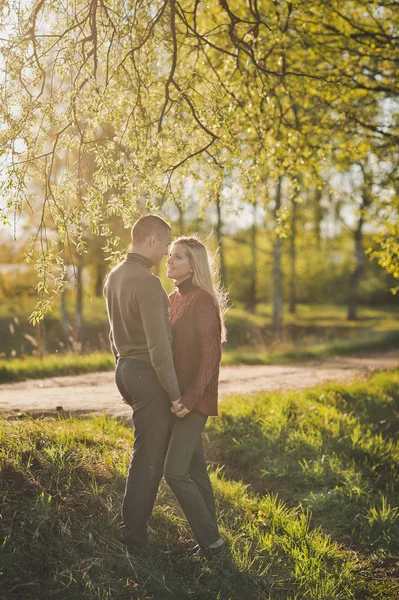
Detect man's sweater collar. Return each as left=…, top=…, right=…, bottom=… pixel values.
left=126, top=252, right=152, bottom=269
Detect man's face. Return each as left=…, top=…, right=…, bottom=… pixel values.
left=151, top=230, right=172, bottom=266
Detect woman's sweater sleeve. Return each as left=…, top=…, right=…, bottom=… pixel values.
left=181, top=294, right=221, bottom=411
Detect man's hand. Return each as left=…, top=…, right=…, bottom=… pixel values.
left=171, top=399, right=182, bottom=412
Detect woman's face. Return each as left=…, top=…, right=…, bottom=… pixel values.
left=166, top=243, right=193, bottom=283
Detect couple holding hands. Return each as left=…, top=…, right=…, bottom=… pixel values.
left=104, top=215, right=226, bottom=557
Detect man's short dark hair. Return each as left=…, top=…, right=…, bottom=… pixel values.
left=131, top=214, right=171, bottom=245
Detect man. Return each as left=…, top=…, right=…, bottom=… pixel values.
left=104, top=214, right=182, bottom=553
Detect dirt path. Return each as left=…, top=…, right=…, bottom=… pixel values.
left=1, top=350, right=398, bottom=421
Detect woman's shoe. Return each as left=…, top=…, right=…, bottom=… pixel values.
left=193, top=541, right=227, bottom=559
left=205, top=541, right=227, bottom=557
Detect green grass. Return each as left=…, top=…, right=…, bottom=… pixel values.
left=0, top=420, right=376, bottom=598
left=2, top=299, right=398, bottom=358
left=0, top=352, right=115, bottom=383
left=2, top=372, right=399, bottom=598
left=1, top=328, right=398, bottom=384
left=207, top=370, right=399, bottom=578
left=254, top=303, right=399, bottom=327
left=222, top=330, right=399, bottom=365
left=225, top=303, right=399, bottom=348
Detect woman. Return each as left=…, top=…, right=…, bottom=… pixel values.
left=164, top=236, right=227, bottom=556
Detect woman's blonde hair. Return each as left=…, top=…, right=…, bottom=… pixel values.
left=172, top=236, right=228, bottom=342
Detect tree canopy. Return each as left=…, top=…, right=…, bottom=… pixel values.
left=1, top=0, right=398, bottom=319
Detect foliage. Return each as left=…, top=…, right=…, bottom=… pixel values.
left=368, top=197, right=399, bottom=294
left=1, top=0, right=399, bottom=321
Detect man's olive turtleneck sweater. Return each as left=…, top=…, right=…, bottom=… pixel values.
left=104, top=252, right=181, bottom=402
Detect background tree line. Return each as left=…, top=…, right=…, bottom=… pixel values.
left=0, top=0, right=398, bottom=344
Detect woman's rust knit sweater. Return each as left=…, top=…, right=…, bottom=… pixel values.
left=169, top=278, right=221, bottom=416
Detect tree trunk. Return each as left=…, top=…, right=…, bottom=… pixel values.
left=178, top=204, right=185, bottom=235
left=216, top=190, right=227, bottom=287
left=36, top=321, right=45, bottom=360
left=60, top=289, right=71, bottom=350
left=347, top=169, right=372, bottom=321
left=273, top=176, right=284, bottom=340
left=289, top=196, right=297, bottom=315
left=313, top=186, right=323, bottom=247
left=76, top=253, right=84, bottom=352
left=247, top=200, right=258, bottom=313
left=347, top=215, right=365, bottom=321
left=95, top=262, right=105, bottom=297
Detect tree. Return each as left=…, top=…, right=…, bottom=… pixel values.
left=347, top=165, right=373, bottom=320
left=1, top=0, right=398, bottom=324
left=247, top=198, right=258, bottom=313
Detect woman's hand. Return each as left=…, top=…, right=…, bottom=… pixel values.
left=171, top=401, right=190, bottom=418
left=175, top=405, right=190, bottom=418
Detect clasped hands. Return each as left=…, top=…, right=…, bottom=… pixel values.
left=121, top=397, right=190, bottom=418
left=171, top=399, right=190, bottom=418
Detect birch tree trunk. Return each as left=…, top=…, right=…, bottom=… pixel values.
left=348, top=174, right=372, bottom=321
left=247, top=200, right=258, bottom=313
left=76, top=253, right=84, bottom=352
left=273, top=176, right=284, bottom=340
left=289, top=196, right=297, bottom=315
left=216, top=190, right=227, bottom=287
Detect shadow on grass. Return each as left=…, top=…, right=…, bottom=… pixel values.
left=206, top=371, right=399, bottom=556
left=318, top=379, right=399, bottom=438
left=0, top=425, right=268, bottom=600
left=2, top=395, right=399, bottom=599
left=0, top=485, right=268, bottom=600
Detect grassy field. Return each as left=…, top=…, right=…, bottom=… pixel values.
left=0, top=329, right=398, bottom=383
left=1, top=299, right=398, bottom=357
left=1, top=302, right=399, bottom=383
left=222, top=329, right=399, bottom=365
left=0, top=352, right=115, bottom=383
left=1, top=370, right=399, bottom=599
